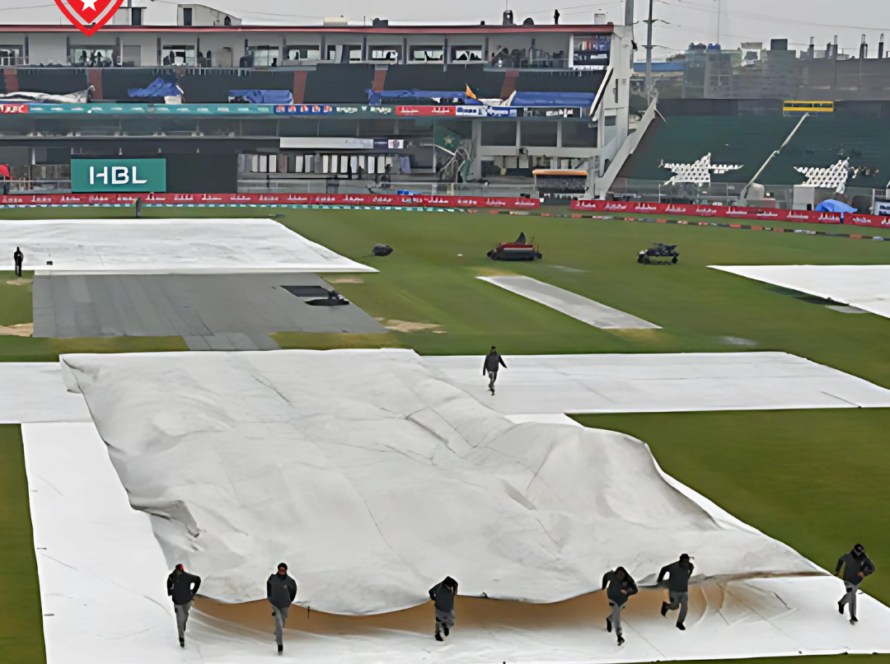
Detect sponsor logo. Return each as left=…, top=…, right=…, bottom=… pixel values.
left=0, top=104, right=28, bottom=114
left=54, top=0, right=123, bottom=37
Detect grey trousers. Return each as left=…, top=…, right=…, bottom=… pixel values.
left=435, top=608, right=455, bottom=634
left=609, top=601, right=625, bottom=635
left=15, top=263, right=21, bottom=277
left=174, top=602, right=191, bottom=640
left=667, top=591, right=689, bottom=626
left=488, top=370, right=498, bottom=390
left=840, top=581, right=860, bottom=619
left=273, top=605, right=290, bottom=646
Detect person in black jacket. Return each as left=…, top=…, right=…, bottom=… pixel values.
left=429, top=576, right=458, bottom=642
left=836, top=543, right=876, bottom=624
left=602, top=567, right=638, bottom=646
left=267, top=563, right=298, bottom=654
left=658, top=554, right=694, bottom=630
left=13, top=247, right=23, bottom=278
left=483, top=346, right=507, bottom=395
left=166, top=564, right=201, bottom=647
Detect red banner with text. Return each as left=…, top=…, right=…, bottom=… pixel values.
left=0, top=192, right=540, bottom=210
left=571, top=199, right=890, bottom=227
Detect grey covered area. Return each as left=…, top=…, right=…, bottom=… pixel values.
left=33, top=273, right=384, bottom=351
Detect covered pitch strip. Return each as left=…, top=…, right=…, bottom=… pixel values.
left=478, top=276, right=660, bottom=330
left=712, top=264, right=890, bottom=320
left=0, top=218, right=375, bottom=274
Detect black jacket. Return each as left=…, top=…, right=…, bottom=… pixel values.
left=836, top=551, right=876, bottom=585
left=267, top=573, right=298, bottom=609
left=429, top=577, right=458, bottom=612
left=602, top=570, right=638, bottom=606
left=167, top=569, right=201, bottom=606
left=658, top=560, right=694, bottom=593
left=13, top=250, right=23, bottom=264
left=483, top=352, right=507, bottom=374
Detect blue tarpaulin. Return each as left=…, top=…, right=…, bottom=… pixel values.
left=816, top=199, right=857, bottom=214
left=229, top=90, right=294, bottom=105
left=128, top=76, right=183, bottom=99
left=508, top=92, right=597, bottom=107
left=367, top=89, right=482, bottom=105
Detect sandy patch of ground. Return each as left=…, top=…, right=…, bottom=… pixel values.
left=327, top=277, right=365, bottom=284
left=0, top=323, right=33, bottom=337
left=384, top=320, right=443, bottom=333
left=475, top=267, right=518, bottom=278
left=6, top=278, right=32, bottom=286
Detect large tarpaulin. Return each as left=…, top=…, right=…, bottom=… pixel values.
left=228, top=89, right=294, bottom=104
left=367, top=89, right=483, bottom=105
left=61, top=349, right=819, bottom=616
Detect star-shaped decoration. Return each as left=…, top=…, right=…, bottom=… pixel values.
left=81, top=0, right=99, bottom=11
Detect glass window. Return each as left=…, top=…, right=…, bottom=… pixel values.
left=286, top=45, right=320, bottom=61
left=162, top=45, right=197, bottom=66
left=327, top=44, right=362, bottom=63
left=0, top=46, right=22, bottom=66
left=183, top=8, right=192, bottom=26
left=131, top=7, right=143, bottom=25
left=70, top=46, right=114, bottom=66
left=410, top=45, right=444, bottom=62
left=451, top=46, right=483, bottom=62
left=370, top=46, right=401, bottom=62
left=249, top=46, right=280, bottom=67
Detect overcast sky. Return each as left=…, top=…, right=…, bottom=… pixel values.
left=8, top=0, right=890, bottom=58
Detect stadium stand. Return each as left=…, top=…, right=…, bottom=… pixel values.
left=620, top=115, right=797, bottom=183
left=760, top=116, right=890, bottom=188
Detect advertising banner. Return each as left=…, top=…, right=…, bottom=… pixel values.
left=0, top=192, right=540, bottom=210
left=71, top=158, right=167, bottom=193
left=395, top=106, right=456, bottom=117
left=570, top=200, right=848, bottom=224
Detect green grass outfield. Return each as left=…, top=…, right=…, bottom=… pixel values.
left=0, top=206, right=889, bottom=664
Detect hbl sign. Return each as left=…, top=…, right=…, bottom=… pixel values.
left=71, top=159, right=166, bottom=193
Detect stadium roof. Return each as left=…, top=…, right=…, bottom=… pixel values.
left=0, top=23, right=614, bottom=34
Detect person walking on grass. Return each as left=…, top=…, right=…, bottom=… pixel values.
left=483, top=346, right=507, bottom=395
left=268, top=563, right=298, bottom=654
left=166, top=564, right=201, bottom=648
left=658, top=553, right=694, bottom=630
left=429, top=576, right=458, bottom=642
left=837, top=543, right=876, bottom=624
left=13, top=246, right=23, bottom=278
left=602, top=566, right=637, bottom=646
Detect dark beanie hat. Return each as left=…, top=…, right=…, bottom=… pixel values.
left=278, top=562, right=288, bottom=571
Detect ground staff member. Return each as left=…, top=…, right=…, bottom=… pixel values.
left=602, top=567, right=638, bottom=646
left=268, top=563, right=298, bottom=654
left=658, top=553, right=694, bottom=630
left=483, top=346, right=507, bottom=395
left=166, top=564, right=201, bottom=648
left=837, top=543, right=876, bottom=624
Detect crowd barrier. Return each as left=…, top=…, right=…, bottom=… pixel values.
left=571, top=200, right=890, bottom=228
left=0, top=192, right=541, bottom=210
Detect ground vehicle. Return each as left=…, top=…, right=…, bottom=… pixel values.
left=487, top=233, right=543, bottom=261
left=638, top=243, right=679, bottom=264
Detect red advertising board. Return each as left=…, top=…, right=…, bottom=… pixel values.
left=0, top=192, right=540, bottom=210
left=0, top=103, right=28, bottom=114
left=395, top=106, right=457, bottom=117
left=570, top=200, right=850, bottom=224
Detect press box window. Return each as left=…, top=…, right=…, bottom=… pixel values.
left=410, top=46, right=444, bottom=62
left=451, top=46, right=483, bottom=62
left=250, top=46, right=280, bottom=67
left=370, top=47, right=401, bottom=62
left=163, top=46, right=197, bottom=66
left=286, top=45, right=320, bottom=61
left=327, top=45, right=362, bottom=63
